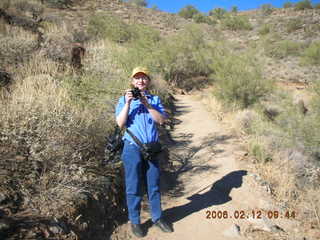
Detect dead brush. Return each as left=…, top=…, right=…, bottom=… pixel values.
left=0, top=25, right=38, bottom=66
left=0, top=52, right=125, bottom=237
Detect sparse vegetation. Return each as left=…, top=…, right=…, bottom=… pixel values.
left=114, top=24, right=214, bottom=89
left=222, top=15, right=252, bottom=31
left=286, top=18, right=304, bottom=33
left=87, top=14, right=132, bottom=43
left=212, top=51, right=273, bottom=108
left=44, top=0, right=74, bottom=9
left=301, top=41, right=320, bottom=65
left=178, top=5, right=199, bottom=19
left=192, top=12, right=214, bottom=24
left=1, top=1, right=320, bottom=239
left=284, top=1, right=293, bottom=8
left=258, top=23, right=271, bottom=35
left=209, top=7, right=227, bottom=19
left=126, top=0, right=147, bottom=7
left=261, top=4, right=274, bottom=16
left=264, top=40, right=303, bottom=59
left=294, top=0, right=313, bottom=10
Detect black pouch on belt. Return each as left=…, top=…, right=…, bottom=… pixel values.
left=126, top=129, right=162, bottom=161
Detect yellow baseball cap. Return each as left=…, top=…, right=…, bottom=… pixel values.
left=131, top=67, right=150, bottom=78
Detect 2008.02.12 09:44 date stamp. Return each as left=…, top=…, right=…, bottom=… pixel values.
left=205, top=210, right=296, bottom=219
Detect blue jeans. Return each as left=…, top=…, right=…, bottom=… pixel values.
left=121, top=139, right=162, bottom=224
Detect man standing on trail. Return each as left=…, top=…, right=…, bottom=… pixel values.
left=115, top=67, right=173, bottom=238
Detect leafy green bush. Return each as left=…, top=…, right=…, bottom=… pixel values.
left=301, top=41, right=320, bottom=65
left=264, top=40, right=303, bottom=59
left=284, top=1, right=293, bottom=8
left=212, top=52, right=273, bottom=108
left=294, top=0, right=313, bottom=10
left=87, top=14, right=132, bottom=43
left=222, top=15, right=252, bottom=31
left=286, top=18, right=303, bottom=33
left=261, top=4, right=274, bottom=15
left=178, top=5, right=199, bottom=19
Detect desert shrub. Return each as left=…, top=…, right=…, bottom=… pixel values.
left=212, top=51, right=273, bottom=108
left=301, top=41, right=320, bottom=65
left=130, top=23, right=161, bottom=45
left=264, top=40, right=303, bottom=59
left=0, top=32, right=37, bottom=66
left=0, top=0, right=11, bottom=9
left=258, top=24, right=271, bottom=35
left=87, top=14, right=132, bottom=43
left=110, top=24, right=161, bottom=74
left=222, top=15, right=252, bottom=31
left=284, top=1, right=293, bottom=8
left=45, top=0, right=73, bottom=9
left=13, top=0, right=44, bottom=16
left=114, top=24, right=214, bottom=89
left=192, top=13, right=213, bottom=24
left=249, top=138, right=272, bottom=163
left=126, top=0, right=147, bottom=7
left=310, top=80, right=320, bottom=116
left=178, top=5, right=199, bottom=19
left=275, top=102, right=320, bottom=160
left=153, top=25, right=214, bottom=88
left=315, top=3, right=320, bottom=9
left=209, top=8, right=227, bottom=19
left=261, top=4, right=274, bottom=15
left=286, top=18, right=303, bottom=33
left=294, top=0, right=313, bottom=10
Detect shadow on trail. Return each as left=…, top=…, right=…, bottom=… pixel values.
left=163, top=170, right=247, bottom=223
left=159, top=132, right=234, bottom=198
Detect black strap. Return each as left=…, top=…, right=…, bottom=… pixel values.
left=125, top=128, right=147, bottom=151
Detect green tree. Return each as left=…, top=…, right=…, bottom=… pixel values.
left=178, top=5, right=199, bottom=19
left=231, top=6, right=238, bottom=14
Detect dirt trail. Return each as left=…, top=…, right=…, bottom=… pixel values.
left=112, top=94, right=297, bottom=240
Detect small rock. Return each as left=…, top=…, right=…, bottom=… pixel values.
left=223, top=224, right=241, bottom=238
left=0, top=193, right=6, bottom=204
left=49, top=224, right=64, bottom=235
left=247, top=216, right=282, bottom=233
left=0, top=219, right=10, bottom=232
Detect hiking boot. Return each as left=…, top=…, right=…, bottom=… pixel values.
left=131, top=223, right=145, bottom=238
left=154, top=218, right=173, bottom=233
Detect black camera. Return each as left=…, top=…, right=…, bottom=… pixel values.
left=131, top=87, right=142, bottom=99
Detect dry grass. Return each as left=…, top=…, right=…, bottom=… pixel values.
left=0, top=25, right=38, bottom=67
left=0, top=30, right=128, bottom=238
